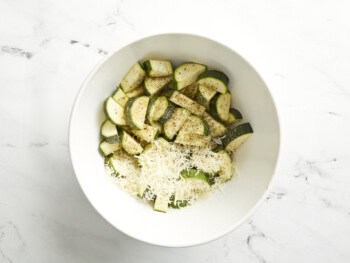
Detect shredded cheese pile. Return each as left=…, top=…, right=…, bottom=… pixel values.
left=106, top=139, right=227, bottom=204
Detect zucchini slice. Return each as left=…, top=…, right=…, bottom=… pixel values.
left=143, top=60, right=173, bottom=77
left=104, top=97, right=127, bottom=126
left=180, top=82, right=198, bottom=99
left=181, top=169, right=209, bottom=185
left=100, top=120, right=118, bottom=143
left=177, top=115, right=209, bottom=137
left=120, top=62, right=146, bottom=93
left=170, top=91, right=206, bottom=116
left=222, top=123, right=253, bottom=152
left=163, top=108, right=190, bottom=140
left=125, top=96, right=149, bottom=129
left=146, top=96, right=169, bottom=124
left=160, top=84, right=177, bottom=98
left=125, top=84, right=145, bottom=98
left=227, top=108, right=243, bottom=125
left=144, top=75, right=173, bottom=95
left=131, top=124, right=159, bottom=142
left=99, top=140, right=122, bottom=156
left=172, top=63, right=207, bottom=90
left=217, top=150, right=234, bottom=181
left=209, top=92, right=231, bottom=122
left=112, top=86, right=129, bottom=107
left=197, top=70, right=229, bottom=94
left=157, top=102, right=176, bottom=124
left=175, top=133, right=211, bottom=147
left=119, top=129, right=144, bottom=155
left=202, top=112, right=227, bottom=137
left=154, top=195, right=169, bottom=213
left=195, top=84, right=217, bottom=107
left=169, top=195, right=189, bottom=209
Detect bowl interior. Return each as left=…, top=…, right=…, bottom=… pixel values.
left=69, top=34, right=280, bottom=247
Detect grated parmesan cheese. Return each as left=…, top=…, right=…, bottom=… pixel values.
left=105, top=139, right=233, bottom=206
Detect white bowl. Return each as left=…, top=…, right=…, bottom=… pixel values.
left=69, top=33, right=280, bottom=247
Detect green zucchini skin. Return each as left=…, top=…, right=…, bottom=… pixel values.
left=157, top=102, right=176, bottom=124
left=197, top=70, right=229, bottom=93
left=209, top=92, right=231, bottom=122
left=124, top=96, right=149, bottom=129
left=222, top=123, right=253, bottom=152
left=227, top=108, right=243, bottom=125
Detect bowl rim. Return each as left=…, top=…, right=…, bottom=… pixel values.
left=69, top=32, right=282, bottom=247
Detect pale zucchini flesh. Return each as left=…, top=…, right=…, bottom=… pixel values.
left=217, top=150, right=234, bottom=181
left=197, top=70, right=229, bottom=94
left=146, top=96, right=169, bottom=124
left=120, top=130, right=144, bottom=155
left=143, top=60, right=173, bottom=77
left=227, top=108, right=243, bottom=125
left=104, top=97, right=127, bottom=125
left=175, top=133, right=211, bottom=147
left=222, top=123, right=253, bottom=152
left=120, top=63, right=146, bottom=93
left=99, top=140, right=122, bottom=156
left=209, top=92, right=231, bottom=122
left=125, top=84, right=145, bottom=98
left=163, top=108, right=190, bottom=140
left=125, top=96, right=149, bottom=129
left=173, top=63, right=207, bottom=90
left=202, top=112, right=227, bottom=137
left=180, top=82, right=198, bottom=99
left=170, top=91, right=206, bottom=116
left=101, top=120, right=119, bottom=143
left=196, top=84, right=217, bottom=107
left=112, top=87, right=129, bottom=107
left=131, top=124, right=159, bottom=142
left=153, top=196, right=169, bottom=213
left=144, top=75, right=172, bottom=95
left=177, top=115, right=209, bottom=137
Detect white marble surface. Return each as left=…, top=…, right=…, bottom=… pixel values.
left=1, top=0, right=350, bottom=262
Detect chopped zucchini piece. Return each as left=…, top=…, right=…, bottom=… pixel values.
left=181, top=169, right=209, bottom=184
left=154, top=196, right=169, bottom=213
left=172, top=63, right=207, bottom=90
left=144, top=75, right=172, bottom=95
left=163, top=108, right=191, bottom=140
left=195, top=84, right=217, bottom=107
left=180, top=82, right=199, bottom=99
left=99, top=140, right=122, bottom=156
left=125, top=96, right=149, bottom=129
left=157, top=102, right=176, bottom=124
left=197, top=70, right=229, bottom=93
left=217, top=150, right=234, bottom=180
left=160, top=84, right=177, bottom=98
left=175, top=133, right=211, bottom=147
left=120, top=62, right=146, bottom=93
left=170, top=91, right=206, bottom=116
left=202, top=112, right=227, bottom=137
left=131, top=124, right=159, bottom=142
left=143, top=60, right=173, bottom=77
left=104, top=97, right=126, bottom=125
left=209, top=92, right=231, bottom=122
left=125, top=84, right=145, bottom=98
left=177, top=115, right=209, bottom=137
left=222, top=123, right=253, bottom=152
left=100, top=120, right=118, bottom=143
left=169, top=195, right=189, bottom=209
left=112, top=86, right=129, bottom=107
left=227, top=108, right=243, bottom=125
left=119, top=130, right=144, bottom=155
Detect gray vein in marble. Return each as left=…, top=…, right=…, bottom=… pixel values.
left=266, top=191, right=286, bottom=201
left=29, top=142, right=48, bottom=148
left=273, top=73, right=286, bottom=79
left=69, top=40, right=108, bottom=55
left=293, top=157, right=337, bottom=182
left=0, top=143, right=15, bottom=148
left=246, top=221, right=267, bottom=263
left=328, top=111, right=341, bottom=116
left=312, top=65, right=350, bottom=96
left=0, top=46, right=33, bottom=59
left=0, top=221, right=25, bottom=263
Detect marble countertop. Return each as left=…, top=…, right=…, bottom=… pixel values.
left=1, top=0, right=349, bottom=262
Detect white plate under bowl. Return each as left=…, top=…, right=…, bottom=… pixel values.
left=69, top=33, right=281, bottom=247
